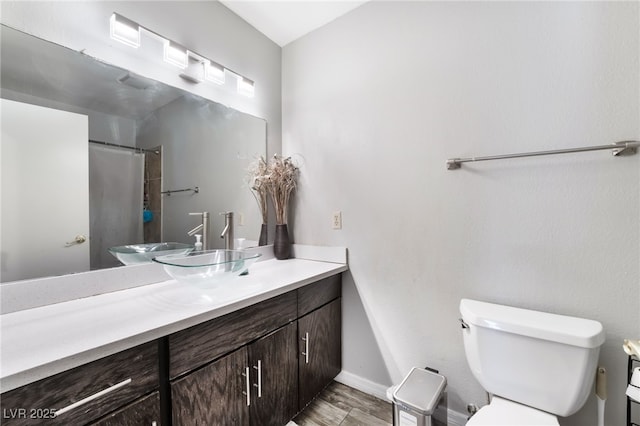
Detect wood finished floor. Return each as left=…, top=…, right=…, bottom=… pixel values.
left=294, top=382, right=392, bottom=426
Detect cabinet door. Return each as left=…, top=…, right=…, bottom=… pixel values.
left=248, top=322, right=298, bottom=426
left=298, top=298, right=342, bottom=409
left=171, top=347, right=249, bottom=426
left=89, top=392, right=160, bottom=426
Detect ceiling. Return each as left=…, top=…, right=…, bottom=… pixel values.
left=220, top=1, right=368, bottom=47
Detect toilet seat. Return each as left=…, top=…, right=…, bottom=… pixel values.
left=466, top=396, right=559, bottom=426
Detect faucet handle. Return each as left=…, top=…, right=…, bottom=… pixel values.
left=219, top=211, right=233, bottom=216
left=190, top=212, right=209, bottom=218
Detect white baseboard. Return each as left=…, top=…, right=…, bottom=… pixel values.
left=334, top=370, right=467, bottom=426
left=335, top=370, right=391, bottom=401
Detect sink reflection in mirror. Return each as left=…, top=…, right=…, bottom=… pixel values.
left=0, top=24, right=266, bottom=282
left=108, top=242, right=194, bottom=266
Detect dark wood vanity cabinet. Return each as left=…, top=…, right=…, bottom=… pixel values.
left=298, top=298, right=342, bottom=410
left=248, top=322, right=299, bottom=426
left=296, top=273, right=342, bottom=410
left=0, top=341, right=159, bottom=426
left=169, top=273, right=342, bottom=425
left=168, top=291, right=298, bottom=380
left=171, top=322, right=299, bottom=426
left=171, top=347, right=250, bottom=425
left=89, top=392, right=161, bottom=426
left=1, top=272, right=342, bottom=426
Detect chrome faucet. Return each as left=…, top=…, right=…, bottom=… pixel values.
left=187, top=212, right=209, bottom=250
left=220, top=212, right=234, bottom=250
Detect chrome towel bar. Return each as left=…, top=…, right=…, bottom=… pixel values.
left=446, top=140, right=639, bottom=170
left=161, top=186, right=199, bottom=196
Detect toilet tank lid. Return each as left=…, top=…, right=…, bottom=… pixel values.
left=460, top=299, right=605, bottom=348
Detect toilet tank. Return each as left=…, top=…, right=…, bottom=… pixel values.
left=460, top=299, right=605, bottom=417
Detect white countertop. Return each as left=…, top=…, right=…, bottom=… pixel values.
left=0, top=257, right=347, bottom=393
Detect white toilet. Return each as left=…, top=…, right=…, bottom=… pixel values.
left=459, top=299, right=605, bottom=425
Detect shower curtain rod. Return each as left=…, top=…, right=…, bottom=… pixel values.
left=446, top=140, right=639, bottom=170
left=89, top=139, right=159, bottom=155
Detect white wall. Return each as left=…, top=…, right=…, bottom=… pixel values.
left=0, top=1, right=281, bottom=157
left=283, top=2, right=639, bottom=425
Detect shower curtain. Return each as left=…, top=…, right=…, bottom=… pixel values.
left=89, top=145, right=144, bottom=269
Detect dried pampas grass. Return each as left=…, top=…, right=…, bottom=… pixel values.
left=248, top=154, right=299, bottom=225
left=265, top=155, right=298, bottom=225
left=247, top=156, right=269, bottom=224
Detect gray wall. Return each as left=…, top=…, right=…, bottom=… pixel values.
left=0, top=1, right=282, bottom=157
left=136, top=95, right=266, bottom=246
left=283, top=2, right=639, bottom=425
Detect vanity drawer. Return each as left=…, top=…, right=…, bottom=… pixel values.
left=0, top=341, right=158, bottom=426
left=88, top=391, right=160, bottom=426
left=169, top=290, right=297, bottom=378
left=297, top=273, right=341, bottom=317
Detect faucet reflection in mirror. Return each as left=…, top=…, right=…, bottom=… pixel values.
left=188, top=212, right=210, bottom=251
left=110, top=13, right=254, bottom=97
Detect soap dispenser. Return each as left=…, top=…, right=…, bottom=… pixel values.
left=194, top=234, right=203, bottom=251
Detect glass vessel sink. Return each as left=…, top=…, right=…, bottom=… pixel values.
left=152, top=249, right=261, bottom=287
left=108, top=242, right=194, bottom=266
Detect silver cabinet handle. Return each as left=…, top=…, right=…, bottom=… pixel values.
left=64, top=235, right=87, bottom=247
left=242, top=367, right=251, bottom=406
left=54, top=378, right=131, bottom=417
left=253, top=360, right=262, bottom=398
left=302, top=332, right=309, bottom=364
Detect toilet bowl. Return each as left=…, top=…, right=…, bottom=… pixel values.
left=466, top=397, right=558, bottom=425
left=460, top=299, right=605, bottom=424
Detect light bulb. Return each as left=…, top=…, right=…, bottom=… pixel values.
left=237, top=77, right=255, bottom=98
left=110, top=13, right=140, bottom=48
left=206, top=62, right=225, bottom=85
left=163, top=41, right=188, bottom=69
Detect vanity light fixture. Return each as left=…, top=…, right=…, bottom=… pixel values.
left=237, top=77, right=255, bottom=98
left=110, top=13, right=140, bottom=48
left=205, top=61, right=225, bottom=85
left=163, top=41, right=188, bottom=69
left=109, top=12, right=255, bottom=97
left=180, top=54, right=206, bottom=83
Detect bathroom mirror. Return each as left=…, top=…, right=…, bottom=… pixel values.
left=0, top=24, right=266, bottom=282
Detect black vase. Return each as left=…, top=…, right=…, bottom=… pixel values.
left=258, top=224, right=268, bottom=246
left=273, top=224, right=291, bottom=260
